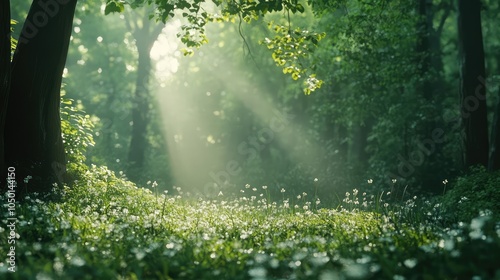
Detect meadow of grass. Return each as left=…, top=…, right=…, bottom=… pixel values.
left=0, top=165, right=499, bottom=279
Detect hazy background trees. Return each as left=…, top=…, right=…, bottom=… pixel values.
left=4, top=0, right=499, bottom=198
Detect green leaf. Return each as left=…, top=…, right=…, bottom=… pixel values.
left=296, top=3, right=305, bottom=13
left=104, top=1, right=125, bottom=15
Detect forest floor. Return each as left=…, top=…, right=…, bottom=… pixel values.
left=0, top=165, right=499, bottom=279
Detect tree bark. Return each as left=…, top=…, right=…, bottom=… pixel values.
left=0, top=0, right=11, bottom=184
left=457, top=0, right=489, bottom=169
left=4, top=0, right=77, bottom=193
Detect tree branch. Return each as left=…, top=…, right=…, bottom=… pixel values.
left=436, top=0, right=453, bottom=38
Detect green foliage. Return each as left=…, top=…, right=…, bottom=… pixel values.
left=441, top=166, right=500, bottom=223
left=261, top=23, right=325, bottom=94
left=1, top=168, right=499, bottom=279
left=290, top=0, right=462, bottom=191
left=60, top=95, right=95, bottom=179
left=104, top=0, right=125, bottom=15
left=64, top=9, right=137, bottom=179
left=104, top=0, right=322, bottom=94
left=306, top=0, right=347, bottom=14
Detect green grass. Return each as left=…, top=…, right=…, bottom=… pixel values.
left=1, top=165, right=499, bottom=279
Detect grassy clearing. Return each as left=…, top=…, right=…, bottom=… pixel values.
left=0, top=165, right=499, bottom=279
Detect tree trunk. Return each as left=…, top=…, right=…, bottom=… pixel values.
left=127, top=16, right=163, bottom=179
left=415, top=0, right=449, bottom=123
left=415, top=0, right=453, bottom=190
left=489, top=88, right=500, bottom=171
left=4, top=0, right=77, bottom=194
left=416, top=0, right=433, bottom=100
left=128, top=41, right=151, bottom=173
left=0, top=0, right=11, bottom=185
left=350, top=122, right=371, bottom=167
left=457, top=0, right=489, bottom=169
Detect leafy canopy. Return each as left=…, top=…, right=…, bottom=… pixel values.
left=104, top=0, right=325, bottom=94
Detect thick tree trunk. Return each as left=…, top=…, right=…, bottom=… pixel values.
left=0, top=0, right=11, bottom=184
left=4, top=0, right=77, bottom=194
left=457, top=0, right=489, bottom=169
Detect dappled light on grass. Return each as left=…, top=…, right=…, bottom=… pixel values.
left=0, top=165, right=499, bottom=279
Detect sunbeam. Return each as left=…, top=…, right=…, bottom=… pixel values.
left=153, top=23, right=329, bottom=196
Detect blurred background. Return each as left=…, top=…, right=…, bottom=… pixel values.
left=10, top=0, right=500, bottom=199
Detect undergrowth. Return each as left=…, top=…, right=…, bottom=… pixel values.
left=0, top=163, right=499, bottom=279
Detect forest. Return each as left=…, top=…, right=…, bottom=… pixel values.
left=0, top=0, right=499, bottom=279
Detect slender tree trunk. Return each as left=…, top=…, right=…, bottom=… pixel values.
left=337, top=125, right=348, bottom=160
left=457, top=0, right=489, bottom=169
left=4, top=0, right=77, bottom=194
left=416, top=0, right=433, bottom=100
left=350, top=122, right=371, bottom=167
left=0, top=0, right=11, bottom=185
left=128, top=41, right=151, bottom=172
left=489, top=87, right=500, bottom=171
left=487, top=54, right=500, bottom=171
left=127, top=16, right=163, bottom=179
left=415, top=0, right=452, bottom=190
